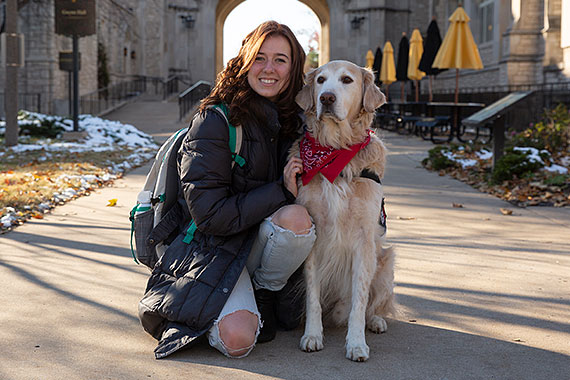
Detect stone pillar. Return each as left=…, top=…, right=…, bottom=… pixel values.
left=328, top=0, right=411, bottom=66
left=194, top=1, right=217, bottom=82
left=500, top=0, right=545, bottom=85
left=543, top=0, right=563, bottom=82
left=561, top=0, right=570, bottom=76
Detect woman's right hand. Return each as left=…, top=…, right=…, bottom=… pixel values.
left=283, top=156, right=303, bottom=198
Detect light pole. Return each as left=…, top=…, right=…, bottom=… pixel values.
left=4, top=0, right=20, bottom=147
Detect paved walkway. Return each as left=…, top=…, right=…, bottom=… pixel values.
left=1, top=100, right=569, bottom=380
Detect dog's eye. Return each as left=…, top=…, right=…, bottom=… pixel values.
left=341, top=76, right=353, bottom=84
left=316, top=76, right=325, bottom=84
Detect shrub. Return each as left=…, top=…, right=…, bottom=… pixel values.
left=511, top=103, right=570, bottom=152
left=16, top=111, right=67, bottom=138
left=424, top=146, right=456, bottom=170
left=544, top=174, right=569, bottom=187
left=491, top=148, right=544, bottom=183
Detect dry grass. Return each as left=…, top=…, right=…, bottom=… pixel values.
left=0, top=142, right=154, bottom=232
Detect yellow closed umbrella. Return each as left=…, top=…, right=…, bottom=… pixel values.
left=365, top=50, right=374, bottom=69
left=407, top=28, right=425, bottom=101
left=380, top=41, right=396, bottom=97
left=432, top=6, right=483, bottom=103
left=379, top=42, right=396, bottom=100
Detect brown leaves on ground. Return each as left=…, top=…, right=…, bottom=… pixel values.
left=426, top=148, right=570, bottom=208
left=0, top=147, right=149, bottom=233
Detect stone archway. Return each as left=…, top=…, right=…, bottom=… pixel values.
left=215, top=0, right=330, bottom=75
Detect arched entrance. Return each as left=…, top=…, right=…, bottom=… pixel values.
left=215, top=0, right=330, bottom=74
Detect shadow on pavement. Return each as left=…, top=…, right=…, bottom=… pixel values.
left=164, top=321, right=569, bottom=380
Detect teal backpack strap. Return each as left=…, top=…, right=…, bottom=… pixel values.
left=212, top=104, right=245, bottom=168
left=129, top=205, right=141, bottom=265
left=183, top=221, right=197, bottom=244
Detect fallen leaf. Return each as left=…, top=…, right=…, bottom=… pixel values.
left=452, top=203, right=464, bottom=208
left=32, top=213, right=44, bottom=219
left=500, top=208, right=513, bottom=215
left=106, top=198, right=118, bottom=207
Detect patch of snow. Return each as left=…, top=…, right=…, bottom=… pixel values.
left=1, top=213, right=16, bottom=228
left=543, top=164, right=568, bottom=174
left=38, top=203, right=51, bottom=210
left=513, top=147, right=550, bottom=165
left=442, top=151, right=478, bottom=168
left=476, top=149, right=493, bottom=160
left=3, top=111, right=158, bottom=154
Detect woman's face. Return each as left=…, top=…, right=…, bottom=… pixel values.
left=247, top=35, right=292, bottom=102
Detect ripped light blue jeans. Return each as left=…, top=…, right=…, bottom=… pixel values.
left=207, top=209, right=316, bottom=358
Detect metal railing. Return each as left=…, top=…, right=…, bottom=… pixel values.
left=432, top=81, right=570, bottom=95
left=0, top=93, right=42, bottom=118
left=178, top=80, right=212, bottom=120
left=2, top=76, right=205, bottom=120
left=425, top=81, right=570, bottom=129
left=79, top=75, right=192, bottom=116
left=79, top=77, right=148, bottom=116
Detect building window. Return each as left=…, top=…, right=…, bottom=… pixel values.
left=478, top=0, right=494, bottom=43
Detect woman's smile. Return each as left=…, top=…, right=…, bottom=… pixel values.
left=247, top=35, right=292, bottom=101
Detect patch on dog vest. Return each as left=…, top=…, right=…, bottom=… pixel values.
left=379, top=198, right=387, bottom=229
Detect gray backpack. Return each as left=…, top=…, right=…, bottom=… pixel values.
left=129, top=104, right=245, bottom=269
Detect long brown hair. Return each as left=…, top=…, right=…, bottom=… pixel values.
left=200, top=21, right=306, bottom=136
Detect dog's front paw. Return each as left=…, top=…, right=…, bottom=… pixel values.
left=300, top=334, right=324, bottom=352
left=367, top=315, right=388, bottom=334
left=345, top=341, right=369, bottom=362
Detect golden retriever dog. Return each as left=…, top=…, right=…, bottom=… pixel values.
left=290, top=60, right=396, bottom=362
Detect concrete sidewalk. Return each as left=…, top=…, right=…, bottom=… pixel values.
left=1, top=100, right=569, bottom=380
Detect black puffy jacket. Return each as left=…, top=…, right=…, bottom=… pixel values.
left=138, top=98, right=298, bottom=359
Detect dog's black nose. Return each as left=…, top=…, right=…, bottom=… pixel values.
left=320, top=92, right=336, bottom=106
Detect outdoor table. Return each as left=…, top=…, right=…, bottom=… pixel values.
left=425, top=102, right=485, bottom=141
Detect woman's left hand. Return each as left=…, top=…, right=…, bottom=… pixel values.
left=283, top=156, right=303, bottom=198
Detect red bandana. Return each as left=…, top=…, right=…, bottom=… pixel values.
left=300, top=130, right=372, bottom=185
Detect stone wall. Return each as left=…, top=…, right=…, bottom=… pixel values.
left=97, top=0, right=140, bottom=82
left=3, top=0, right=570, bottom=117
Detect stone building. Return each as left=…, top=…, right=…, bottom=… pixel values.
left=429, top=0, right=570, bottom=91
left=1, top=0, right=569, bottom=116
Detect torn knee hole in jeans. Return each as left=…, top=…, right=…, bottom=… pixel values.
left=216, top=310, right=261, bottom=355
left=268, top=217, right=316, bottom=237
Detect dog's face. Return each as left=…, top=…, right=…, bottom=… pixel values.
left=296, top=60, right=386, bottom=122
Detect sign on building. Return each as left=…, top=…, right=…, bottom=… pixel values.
left=0, top=33, right=25, bottom=67
left=55, top=0, right=96, bottom=36
left=59, top=51, right=81, bottom=71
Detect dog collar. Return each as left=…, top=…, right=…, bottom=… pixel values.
left=300, top=130, right=372, bottom=185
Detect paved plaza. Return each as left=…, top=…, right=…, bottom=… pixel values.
left=1, top=99, right=569, bottom=380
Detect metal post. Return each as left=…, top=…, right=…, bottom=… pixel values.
left=68, top=71, right=72, bottom=116
left=72, top=34, right=79, bottom=131
left=492, top=117, right=505, bottom=170
left=4, top=0, right=19, bottom=147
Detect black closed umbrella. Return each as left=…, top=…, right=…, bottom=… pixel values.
left=396, top=33, right=409, bottom=101
left=372, top=47, right=383, bottom=86
left=419, top=18, right=446, bottom=101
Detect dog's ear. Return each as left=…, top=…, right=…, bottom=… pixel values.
left=296, top=68, right=317, bottom=112
left=362, top=68, right=386, bottom=113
